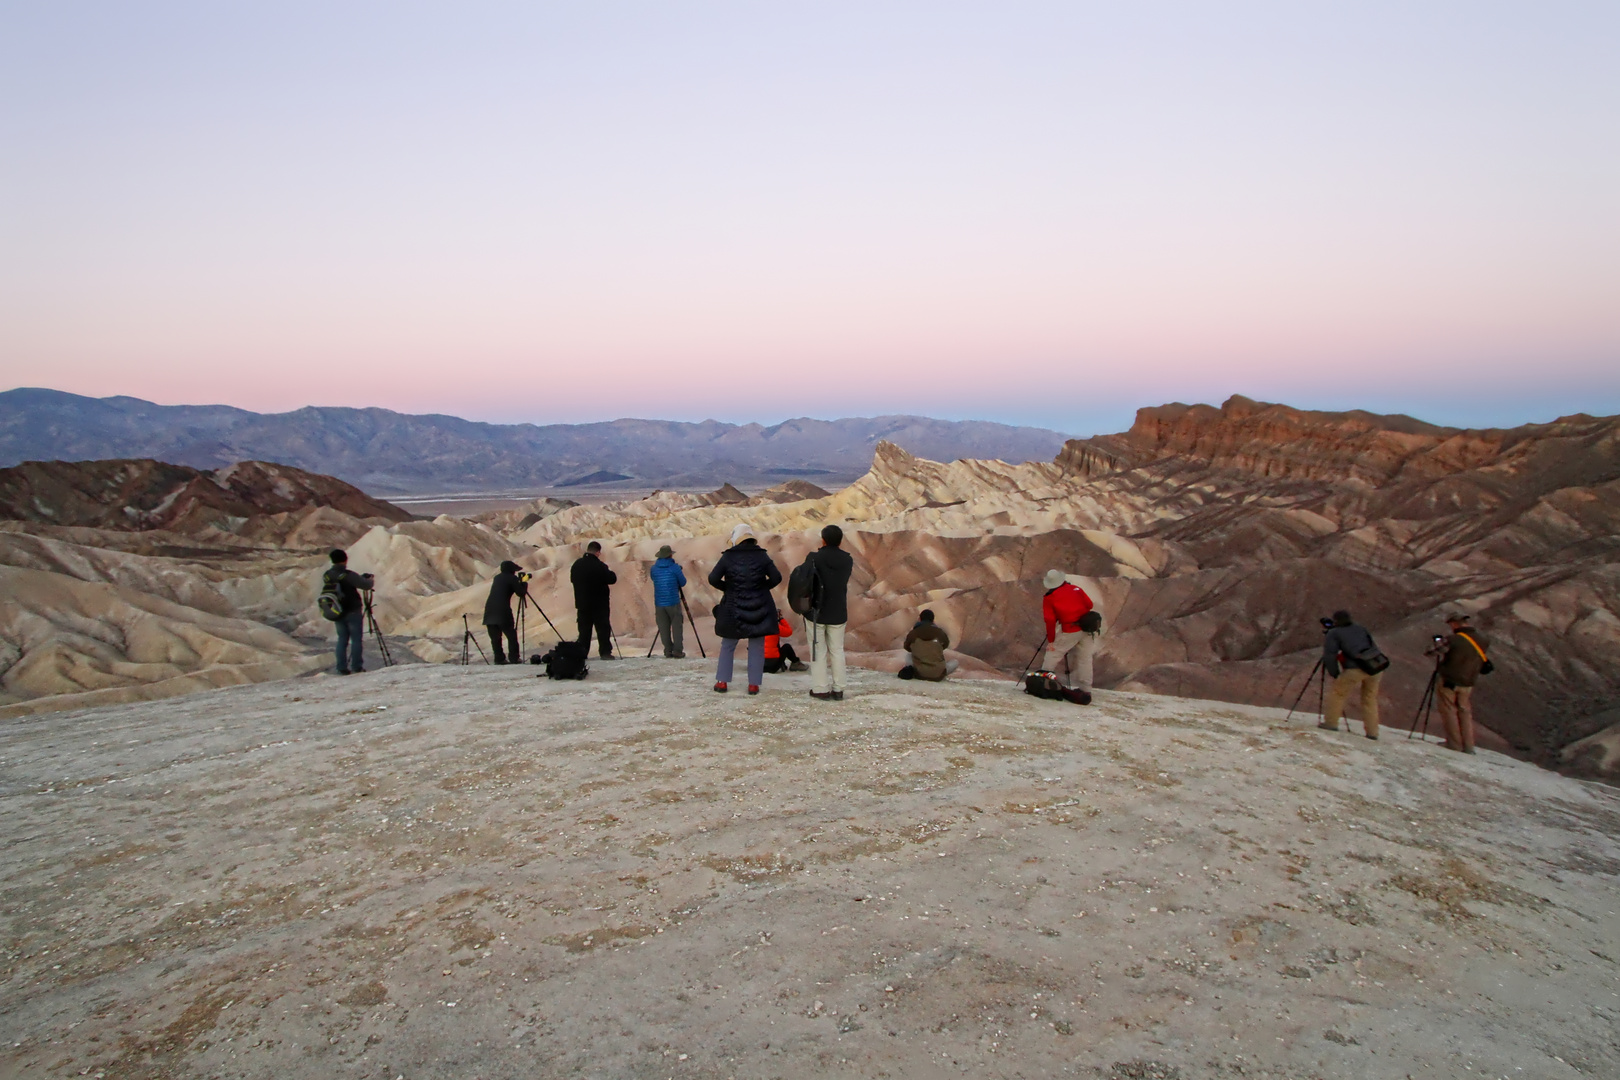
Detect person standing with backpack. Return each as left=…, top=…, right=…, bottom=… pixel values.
left=1042, top=570, right=1101, bottom=691
left=801, top=524, right=854, bottom=701
left=1435, top=611, right=1490, bottom=754
left=648, top=544, right=688, bottom=658
left=321, top=549, right=374, bottom=676
left=1320, top=609, right=1388, bottom=739
left=707, top=524, right=782, bottom=694
left=570, top=541, right=618, bottom=659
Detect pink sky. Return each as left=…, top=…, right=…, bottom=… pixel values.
left=2, top=3, right=1617, bottom=434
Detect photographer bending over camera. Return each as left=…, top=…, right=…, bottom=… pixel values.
left=483, top=560, right=530, bottom=664
left=1320, top=609, right=1387, bottom=739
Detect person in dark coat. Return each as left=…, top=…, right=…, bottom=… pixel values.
left=1320, top=609, right=1384, bottom=739
left=707, top=523, right=782, bottom=694
left=323, top=548, right=374, bottom=675
left=570, top=541, right=618, bottom=658
left=806, top=524, right=855, bottom=700
left=482, top=560, right=529, bottom=664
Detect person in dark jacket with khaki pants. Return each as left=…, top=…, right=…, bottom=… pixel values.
left=1437, top=612, right=1489, bottom=754
left=1320, top=610, right=1384, bottom=739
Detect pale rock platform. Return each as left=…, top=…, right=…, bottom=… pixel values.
left=3, top=661, right=1617, bottom=1079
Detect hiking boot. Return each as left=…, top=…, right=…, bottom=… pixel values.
left=713, top=682, right=727, bottom=693
left=1365, top=733, right=1379, bottom=741
left=1316, top=721, right=1338, bottom=732
left=1464, top=746, right=1477, bottom=755
left=831, top=690, right=844, bottom=701
left=790, top=661, right=809, bottom=672
left=809, top=691, right=835, bottom=701
left=747, top=685, right=760, bottom=695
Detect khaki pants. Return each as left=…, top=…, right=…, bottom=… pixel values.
left=1437, top=683, right=1475, bottom=752
left=1324, top=668, right=1383, bottom=737
left=1045, top=630, right=1099, bottom=690
left=810, top=622, right=847, bottom=693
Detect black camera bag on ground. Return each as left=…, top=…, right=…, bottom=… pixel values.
left=537, top=640, right=589, bottom=680
left=1024, top=670, right=1091, bottom=705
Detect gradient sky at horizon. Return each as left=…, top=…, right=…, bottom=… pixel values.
left=2, top=2, right=1617, bottom=437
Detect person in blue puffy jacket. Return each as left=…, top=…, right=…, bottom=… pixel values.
left=648, top=545, right=688, bottom=658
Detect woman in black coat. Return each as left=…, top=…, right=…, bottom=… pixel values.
left=707, top=523, right=783, bottom=694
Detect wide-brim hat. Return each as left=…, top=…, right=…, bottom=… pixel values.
left=1043, top=569, right=1066, bottom=589
left=1443, top=610, right=1471, bottom=624
left=655, top=545, right=673, bottom=559
left=729, top=523, right=756, bottom=545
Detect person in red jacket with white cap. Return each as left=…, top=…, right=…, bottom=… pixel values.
left=1042, top=569, right=1102, bottom=690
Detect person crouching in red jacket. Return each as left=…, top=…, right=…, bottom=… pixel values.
left=763, top=611, right=808, bottom=674
left=1042, top=569, right=1102, bottom=690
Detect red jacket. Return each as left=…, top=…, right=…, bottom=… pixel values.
left=763, top=616, right=793, bottom=659
left=1043, top=582, right=1094, bottom=642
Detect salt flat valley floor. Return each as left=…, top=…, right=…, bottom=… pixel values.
left=2, top=661, right=1617, bottom=1079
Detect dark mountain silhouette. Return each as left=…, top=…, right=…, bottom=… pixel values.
left=0, top=388, right=1070, bottom=495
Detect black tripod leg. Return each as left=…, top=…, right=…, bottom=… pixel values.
left=1020, top=641, right=1045, bottom=683
left=680, top=590, right=706, bottom=659
left=1286, top=659, right=1322, bottom=721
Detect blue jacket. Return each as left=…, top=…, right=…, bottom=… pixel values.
left=649, top=557, right=687, bottom=608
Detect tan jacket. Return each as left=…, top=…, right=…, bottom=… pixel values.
left=904, top=622, right=951, bottom=681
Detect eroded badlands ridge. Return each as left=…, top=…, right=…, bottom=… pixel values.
left=2, top=664, right=1616, bottom=1079
left=2, top=396, right=1618, bottom=775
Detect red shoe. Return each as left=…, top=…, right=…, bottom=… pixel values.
left=748, top=684, right=760, bottom=695
left=713, top=681, right=727, bottom=693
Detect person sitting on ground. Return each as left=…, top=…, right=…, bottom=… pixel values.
left=648, top=544, right=687, bottom=658
left=708, top=524, right=783, bottom=695
left=1042, top=569, right=1100, bottom=690
left=1320, top=609, right=1385, bottom=740
left=482, top=560, right=529, bottom=665
left=1436, top=610, right=1489, bottom=755
left=902, top=609, right=958, bottom=681
left=763, top=610, right=808, bottom=674
left=323, top=549, right=375, bottom=676
left=570, top=541, right=618, bottom=659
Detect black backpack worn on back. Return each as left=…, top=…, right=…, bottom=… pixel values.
left=536, top=640, right=589, bottom=680
left=1024, top=670, right=1092, bottom=706
left=787, top=554, right=823, bottom=618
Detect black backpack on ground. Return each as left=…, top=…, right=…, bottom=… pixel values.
left=536, top=640, right=589, bottom=680
left=1024, top=670, right=1091, bottom=705
left=786, top=555, right=823, bottom=618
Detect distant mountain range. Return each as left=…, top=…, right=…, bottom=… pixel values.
left=0, top=388, right=1071, bottom=496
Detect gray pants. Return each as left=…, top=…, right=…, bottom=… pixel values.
left=1044, top=629, right=1099, bottom=690
left=655, top=605, right=684, bottom=657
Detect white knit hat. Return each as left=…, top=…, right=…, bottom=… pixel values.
left=729, top=523, right=757, bottom=545
left=1043, top=569, right=1066, bottom=589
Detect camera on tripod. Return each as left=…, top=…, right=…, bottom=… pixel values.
left=517, top=571, right=533, bottom=583
left=1318, top=616, right=1334, bottom=632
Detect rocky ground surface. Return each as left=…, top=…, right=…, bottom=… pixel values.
left=3, top=662, right=1617, bottom=1080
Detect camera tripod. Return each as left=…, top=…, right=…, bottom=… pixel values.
left=523, top=593, right=564, bottom=656
left=644, top=586, right=708, bottom=659
left=362, top=590, right=395, bottom=668
left=1285, top=658, right=1326, bottom=723
left=1408, top=653, right=1444, bottom=741
left=460, top=614, right=489, bottom=666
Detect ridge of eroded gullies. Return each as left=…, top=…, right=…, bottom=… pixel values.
left=4, top=402, right=1619, bottom=775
